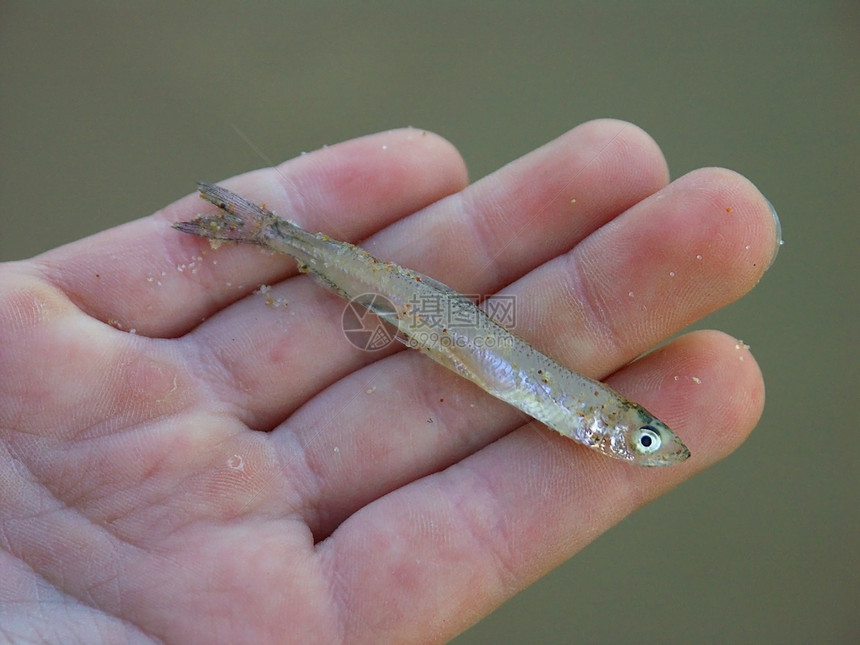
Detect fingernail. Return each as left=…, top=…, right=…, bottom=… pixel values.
left=765, top=198, right=783, bottom=269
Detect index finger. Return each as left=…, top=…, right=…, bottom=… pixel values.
left=28, top=129, right=468, bottom=338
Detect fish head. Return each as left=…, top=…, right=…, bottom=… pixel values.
left=620, top=410, right=691, bottom=467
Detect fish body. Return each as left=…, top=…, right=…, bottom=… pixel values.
left=174, top=183, right=690, bottom=466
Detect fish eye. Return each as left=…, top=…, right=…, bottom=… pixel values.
left=633, top=425, right=662, bottom=454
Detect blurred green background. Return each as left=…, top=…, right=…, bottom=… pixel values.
left=2, top=2, right=857, bottom=643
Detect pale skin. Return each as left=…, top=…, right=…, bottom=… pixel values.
left=0, top=120, right=778, bottom=644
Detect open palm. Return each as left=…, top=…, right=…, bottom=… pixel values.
left=0, top=121, right=779, bottom=644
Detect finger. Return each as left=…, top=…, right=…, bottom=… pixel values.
left=366, top=118, right=671, bottom=293
left=323, top=330, right=765, bottom=642
left=506, top=165, right=782, bottom=375
left=284, top=165, right=779, bottom=536
left=180, top=120, right=671, bottom=427
left=31, top=128, right=468, bottom=338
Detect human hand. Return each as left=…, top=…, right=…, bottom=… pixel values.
left=0, top=121, right=780, bottom=643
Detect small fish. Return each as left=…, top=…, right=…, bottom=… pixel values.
left=174, top=183, right=690, bottom=466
